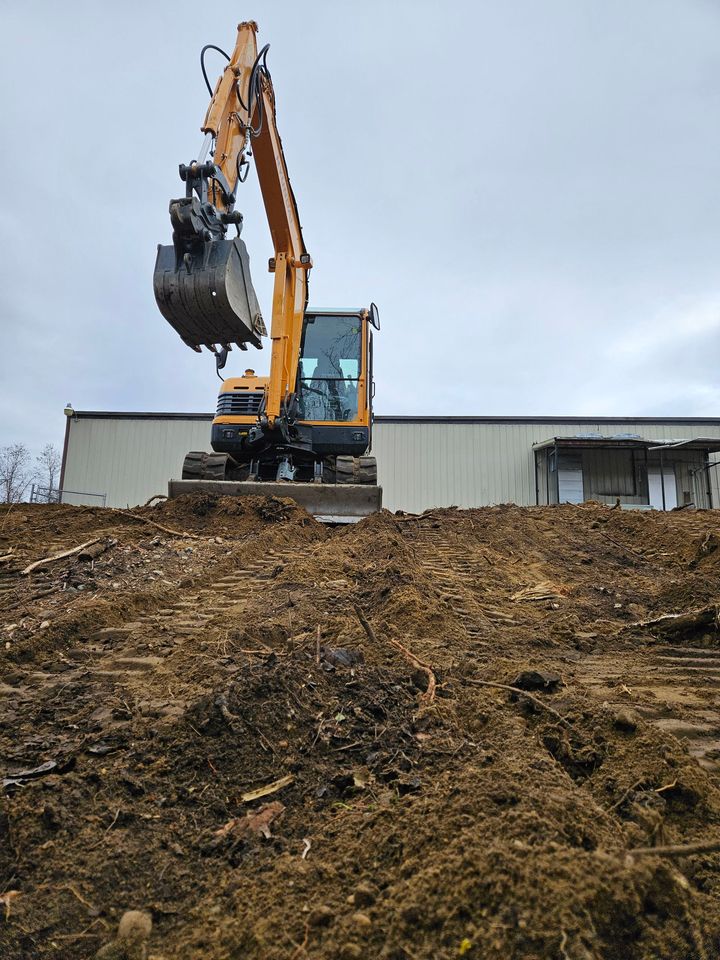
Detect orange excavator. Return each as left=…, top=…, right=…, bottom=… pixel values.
left=153, top=21, right=381, bottom=521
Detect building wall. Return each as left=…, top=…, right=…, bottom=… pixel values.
left=61, top=414, right=720, bottom=512
left=62, top=415, right=213, bottom=509
left=373, top=419, right=720, bottom=512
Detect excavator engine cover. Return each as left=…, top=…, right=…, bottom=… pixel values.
left=153, top=237, right=266, bottom=352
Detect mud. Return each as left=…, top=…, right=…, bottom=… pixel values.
left=2, top=497, right=720, bottom=959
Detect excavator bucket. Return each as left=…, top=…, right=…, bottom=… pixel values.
left=153, top=237, right=267, bottom=352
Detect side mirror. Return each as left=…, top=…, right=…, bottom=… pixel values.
left=369, top=302, right=380, bottom=330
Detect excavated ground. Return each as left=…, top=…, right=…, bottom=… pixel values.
left=2, top=495, right=720, bottom=959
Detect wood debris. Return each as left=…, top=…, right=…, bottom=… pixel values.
left=241, top=774, right=295, bottom=803
left=22, top=539, right=102, bottom=575
left=511, top=582, right=562, bottom=603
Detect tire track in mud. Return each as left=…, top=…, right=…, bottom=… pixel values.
left=401, top=521, right=510, bottom=645
left=3, top=545, right=298, bottom=758
left=575, top=645, right=720, bottom=776
left=400, top=519, right=720, bottom=779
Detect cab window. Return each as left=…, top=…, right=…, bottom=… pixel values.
left=297, top=315, right=361, bottom=421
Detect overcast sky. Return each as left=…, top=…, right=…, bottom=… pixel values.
left=1, top=0, right=719, bottom=459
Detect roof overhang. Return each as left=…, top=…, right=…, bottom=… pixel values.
left=533, top=436, right=720, bottom=453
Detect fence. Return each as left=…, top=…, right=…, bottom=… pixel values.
left=30, top=485, right=107, bottom=507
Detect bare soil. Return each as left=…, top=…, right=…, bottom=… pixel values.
left=2, top=496, right=720, bottom=959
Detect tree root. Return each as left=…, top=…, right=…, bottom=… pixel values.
left=354, top=604, right=436, bottom=704
left=463, top=678, right=573, bottom=728
left=628, top=839, right=720, bottom=859
left=106, top=507, right=199, bottom=539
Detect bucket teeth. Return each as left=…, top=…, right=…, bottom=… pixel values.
left=153, top=237, right=264, bottom=351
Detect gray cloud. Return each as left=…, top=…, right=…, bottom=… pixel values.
left=1, top=0, right=719, bottom=460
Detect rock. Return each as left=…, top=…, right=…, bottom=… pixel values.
left=117, top=910, right=152, bottom=941
left=512, top=670, right=561, bottom=692
left=339, top=944, right=362, bottom=960
left=353, top=882, right=377, bottom=908
left=613, top=709, right=639, bottom=733
left=321, top=647, right=364, bottom=669
left=96, top=910, right=153, bottom=960
left=308, top=904, right=334, bottom=927
left=352, top=911, right=372, bottom=928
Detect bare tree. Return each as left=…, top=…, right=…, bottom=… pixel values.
left=0, top=443, right=34, bottom=504
left=37, top=443, right=62, bottom=499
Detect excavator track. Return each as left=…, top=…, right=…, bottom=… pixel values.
left=182, top=451, right=234, bottom=482
left=333, top=456, right=378, bottom=485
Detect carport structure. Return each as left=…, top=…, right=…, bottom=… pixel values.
left=534, top=435, right=720, bottom=509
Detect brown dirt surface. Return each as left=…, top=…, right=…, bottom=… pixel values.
left=2, top=497, right=720, bottom=959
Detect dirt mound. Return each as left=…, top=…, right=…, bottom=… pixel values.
left=144, top=492, right=319, bottom=534
left=2, top=499, right=720, bottom=959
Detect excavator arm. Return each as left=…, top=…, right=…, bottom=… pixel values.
left=154, top=21, right=310, bottom=424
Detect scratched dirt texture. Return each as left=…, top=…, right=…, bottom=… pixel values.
left=2, top=496, right=720, bottom=959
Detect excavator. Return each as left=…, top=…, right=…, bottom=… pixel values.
left=153, top=21, right=381, bottom=522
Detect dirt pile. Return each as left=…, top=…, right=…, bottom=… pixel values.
left=2, top=499, right=720, bottom=959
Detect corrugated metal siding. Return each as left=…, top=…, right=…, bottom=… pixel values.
left=62, top=415, right=720, bottom=511
left=373, top=420, right=720, bottom=512
left=63, top=418, right=212, bottom=508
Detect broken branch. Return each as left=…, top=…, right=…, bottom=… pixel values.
left=22, top=538, right=101, bottom=575
left=77, top=539, right=114, bottom=561
left=106, top=508, right=199, bottom=539
left=241, top=774, right=295, bottom=803
left=620, top=605, right=720, bottom=635
left=628, top=839, right=720, bottom=859
left=463, top=678, right=573, bottom=728
left=599, top=530, right=645, bottom=557
left=354, top=603, right=436, bottom=704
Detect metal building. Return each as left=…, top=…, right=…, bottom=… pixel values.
left=60, top=411, right=720, bottom=512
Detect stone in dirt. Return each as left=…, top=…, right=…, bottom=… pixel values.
left=511, top=669, right=561, bottom=692
left=613, top=708, right=640, bottom=732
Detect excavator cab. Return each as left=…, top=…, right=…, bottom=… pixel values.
left=297, top=313, right=362, bottom=423
left=208, top=307, right=377, bottom=474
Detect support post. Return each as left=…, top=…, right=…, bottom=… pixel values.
left=706, top=450, right=714, bottom=509
left=659, top=448, right=666, bottom=511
